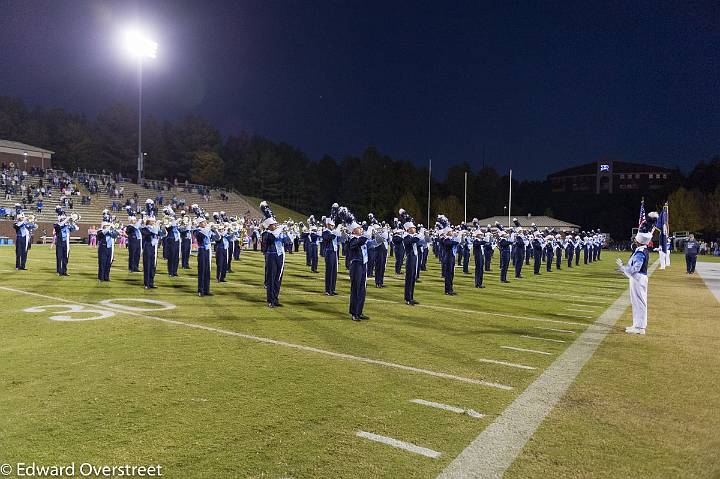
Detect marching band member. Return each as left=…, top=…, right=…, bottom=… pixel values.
left=164, top=208, right=181, bottom=277
left=126, top=213, right=142, bottom=273
left=512, top=219, right=525, bottom=279
left=400, top=212, right=421, bottom=306
left=392, top=212, right=406, bottom=274
left=96, top=221, right=118, bottom=282
left=472, top=228, right=486, bottom=288
left=13, top=205, right=35, bottom=270
left=179, top=211, right=192, bottom=269
left=53, top=207, right=79, bottom=276
left=575, top=234, right=582, bottom=266
left=372, top=222, right=388, bottom=287
left=440, top=223, right=460, bottom=295
left=583, top=232, right=590, bottom=264
left=566, top=233, right=575, bottom=267
left=321, top=207, right=341, bottom=296
left=260, top=201, right=290, bottom=308
left=497, top=225, right=511, bottom=283
left=616, top=212, right=657, bottom=335
left=194, top=216, right=219, bottom=296
left=544, top=234, right=555, bottom=272
left=555, top=233, right=563, bottom=270
left=214, top=223, right=230, bottom=283
left=345, top=212, right=372, bottom=321
left=532, top=231, right=544, bottom=275
left=140, top=216, right=166, bottom=289
left=484, top=225, right=494, bottom=271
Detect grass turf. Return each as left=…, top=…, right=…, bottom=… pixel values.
left=0, top=246, right=714, bottom=478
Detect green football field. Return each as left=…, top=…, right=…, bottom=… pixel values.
left=1, top=245, right=718, bottom=478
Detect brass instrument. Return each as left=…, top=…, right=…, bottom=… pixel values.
left=162, top=217, right=173, bottom=228
left=69, top=212, right=81, bottom=224
left=179, top=216, right=192, bottom=227
left=26, top=214, right=36, bottom=223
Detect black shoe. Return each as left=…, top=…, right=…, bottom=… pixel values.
left=351, top=315, right=361, bottom=321
left=274, top=303, right=283, bottom=307
left=359, top=314, right=369, bottom=320
left=198, top=292, right=203, bottom=297
left=410, top=300, right=419, bottom=305
left=502, top=280, right=510, bottom=283
left=445, top=291, right=456, bottom=296
left=476, top=284, right=485, bottom=288
left=325, top=292, right=332, bottom=296
left=331, top=292, right=338, bottom=296
left=268, top=303, right=274, bottom=308
left=406, top=300, right=413, bottom=305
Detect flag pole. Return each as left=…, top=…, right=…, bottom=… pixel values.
left=427, top=158, right=431, bottom=228
left=464, top=171, right=468, bottom=223
left=508, top=169, right=512, bottom=226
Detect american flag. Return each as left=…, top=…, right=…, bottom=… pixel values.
left=638, top=198, right=645, bottom=227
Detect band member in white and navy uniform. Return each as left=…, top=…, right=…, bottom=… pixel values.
left=616, top=212, right=657, bottom=335
left=260, top=201, right=290, bottom=308
left=440, top=221, right=461, bottom=295
left=164, top=207, right=181, bottom=277
left=53, top=207, right=79, bottom=276
left=400, top=210, right=422, bottom=305
left=179, top=211, right=192, bottom=269
left=140, top=216, right=166, bottom=289
left=194, top=217, right=219, bottom=296
left=321, top=206, right=341, bottom=296
left=472, top=229, right=486, bottom=288
left=96, top=221, right=119, bottom=281
left=214, top=224, right=230, bottom=283
left=372, top=222, right=389, bottom=287
left=346, top=216, right=373, bottom=321
left=497, top=223, right=511, bottom=283
left=125, top=206, right=142, bottom=272
left=13, top=205, right=36, bottom=270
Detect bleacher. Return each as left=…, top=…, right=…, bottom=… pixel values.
left=0, top=169, right=261, bottom=227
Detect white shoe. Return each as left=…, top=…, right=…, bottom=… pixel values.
left=626, top=327, right=646, bottom=335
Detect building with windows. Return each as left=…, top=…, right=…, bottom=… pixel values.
left=548, top=159, right=674, bottom=194
left=0, top=140, right=54, bottom=170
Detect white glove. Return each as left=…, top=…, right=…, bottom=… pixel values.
left=615, top=258, right=624, bottom=268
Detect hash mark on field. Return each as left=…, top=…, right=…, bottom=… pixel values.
left=534, top=327, right=576, bottom=334
left=356, top=431, right=442, bottom=458
left=0, top=286, right=513, bottom=391
left=410, top=399, right=484, bottom=418
left=554, top=312, right=592, bottom=319
left=521, top=335, right=566, bottom=344
left=478, top=358, right=536, bottom=370
left=500, top=346, right=552, bottom=356
left=565, top=307, right=598, bottom=313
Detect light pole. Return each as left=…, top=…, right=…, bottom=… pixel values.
left=122, top=28, right=157, bottom=183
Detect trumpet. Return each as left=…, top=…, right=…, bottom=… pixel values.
left=26, top=213, right=36, bottom=223
left=69, top=212, right=81, bottom=224
left=162, top=217, right=173, bottom=228
left=179, top=216, right=192, bottom=227
left=112, top=221, right=123, bottom=230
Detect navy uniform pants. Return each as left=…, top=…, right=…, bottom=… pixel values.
left=500, top=250, right=511, bottom=282
left=474, top=254, right=484, bottom=287
left=484, top=248, right=492, bottom=271
left=98, top=247, right=112, bottom=281
left=374, top=246, right=387, bottom=286
left=128, top=238, right=141, bottom=272
left=142, top=245, right=156, bottom=287
left=367, top=247, right=376, bottom=278
left=233, top=240, right=241, bottom=260
left=349, top=261, right=367, bottom=317
left=15, top=236, right=28, bottom=269
left=394, top=245, right=405, bottom=274
left=546, top=252, right=554, bottom=272
left=215, top=247, right=227, bottom=281
left=514, top=249, right=524, bottom=278
left=556, top=250, right=562, bottom=269
left=265, top=253, right=283, bottom=305
left=325, top=250, right=338, bottom=293
left=309, top=244, right=318, bottom=272
left=567, top=249, right=574, bottom=267
left=181, top=238, right=192, bottom=268
left=404, top=254, right=418, bottom=302
left=227, top=241, right=234, bottom=272
left=197, top=249, right=210, bottom=294
left=575, top=247, right=581, bottom=266
left=443, top=258, right=455, bottom=293
left=533, top=249, right=542, bottom=274
left=56, top=240, right=68, bottom=275
left=166, top=239, right=180, bottom=275
left=685, top=254, right=697, bottom=273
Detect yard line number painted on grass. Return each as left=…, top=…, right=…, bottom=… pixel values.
left=24, top=298, right=176, bottom=322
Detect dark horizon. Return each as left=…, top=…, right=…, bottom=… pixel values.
left=1, top=0, right=718, bottom=180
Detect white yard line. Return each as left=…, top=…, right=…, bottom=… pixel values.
left=477, top=358, right=536, bottom=371
left=521, top=335, right=565, bottom=344
left=0, top=285, right=512, bottom=391
left=356, top=431, right=442, bottom=459
left=696, top=262, right=720, bottom=303
left=410, top=399, right=484, bottom=418
left=437, top=259, right=660, bottom=479
left=553, top=312, right=592, bottom=319
left=500, top=346, right=552, bottom=356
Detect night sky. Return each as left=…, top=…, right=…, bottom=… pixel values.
left=1, top=0, right=718, bottom=178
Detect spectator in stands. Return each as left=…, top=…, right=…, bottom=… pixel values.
left=37, top=199, right=43, bottom=213
left=88, top=226, right=97, bottom=247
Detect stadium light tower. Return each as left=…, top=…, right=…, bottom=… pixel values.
left=122, top=27, right=157, bottom=183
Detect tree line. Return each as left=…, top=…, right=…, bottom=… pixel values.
left=1, top=95, right=717, bottom=240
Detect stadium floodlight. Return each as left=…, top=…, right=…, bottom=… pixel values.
left=122, top=27, right=158, bottom=59
left=120, top=26, right=157, bottom=183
